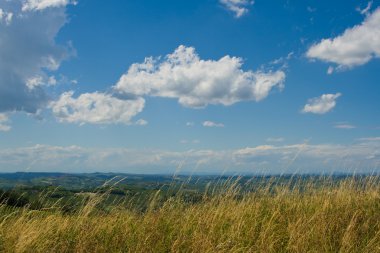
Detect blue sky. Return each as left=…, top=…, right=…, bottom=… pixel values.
left=0, top=0, right=379, bottom=174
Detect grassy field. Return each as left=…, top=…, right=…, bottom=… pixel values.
left=0, top=176, right=380, bottom=252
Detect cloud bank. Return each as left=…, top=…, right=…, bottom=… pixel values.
left=1, top=139, right=379, bottom=174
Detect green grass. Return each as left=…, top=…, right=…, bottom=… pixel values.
left=0, top=176, right=380, bottom=252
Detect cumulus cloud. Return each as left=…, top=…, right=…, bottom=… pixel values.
left=22, top=0, right=76, bottom=12
left=50, top=91, right=145, bottom=125
left=220, top=0, right=254, bottom=18
left=203, top=121, right=225, bottom=128
left=0, top=113, right=11, bottom=131
left=307, top=8, right=380, bottom=69
left=51, top=45, right=284, bottom=126
left=302, top=93, right=341, bottom=114
left=114, top=45, right=285, bottom=109
left=0, top=0, right=71, bottom=115
left=1, top=140, right=379, bottom=174
left=48, top=46, right=285, bottom=125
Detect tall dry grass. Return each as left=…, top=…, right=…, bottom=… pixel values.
left=0, top=176, right=380, bottom=252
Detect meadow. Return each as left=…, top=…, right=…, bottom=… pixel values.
left=0, top=174, right=380, bottom=252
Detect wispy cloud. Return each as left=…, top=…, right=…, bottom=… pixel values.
left=307, top=6, right=317, bottom=13
left=180, top=139, right=200, bottom=144
left=203, top=121, right=225, bottom=128
left=220, top=0, right=254, bottom=18
left=357, top=137, right=380, bottom=142
left=22, top=0, right=77, bottom=12
left=268, top=52, right=294, bottom=69
left=334, top=123, right=356, bottom=129
left=0, top=8, right=13, bottom=25
left=135, top=119, right=148, bottom=126
left=356, top=1, right=373, bottom=16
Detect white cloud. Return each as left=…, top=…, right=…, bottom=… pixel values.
left=269, top=52, right=294, bottom=67
left=302, top=93, right=341, bottom=114
left=26, top=76, right=45, bottom=90
left=356, top=1, right=373, bottom=16
left=50, top=91, right=145, bottom=125
left=0, top=0, right=71, bottom=114
left=0, top=8, right=13, bottom=25
left=26, top=75, right=57, bottom=90
left=327, top=66, right=334, bottom=75
left=0, top=140, right=379, bottom=174
left=0, top=113, right=11, bottom=132
left=135, top=119, right=148, bottom=126
left=114, top=45, right=285, bottom=109
left=233, top=140, right=380, bottom=173
left=186, top=122, right=195, bottom=127
left=220, top=0, right=254, bottom=18
left=307, top=8, right=380, bottom=69
left=203, top=121, right=224, bottom=128
left=334, top=123, right=356, bottom=129
left=22, top=0, right=76, bottom=12
left=49, top=46, right=285, bottom=125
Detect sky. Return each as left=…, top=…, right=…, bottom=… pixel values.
left=0, top=0, right=379, bottom=174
